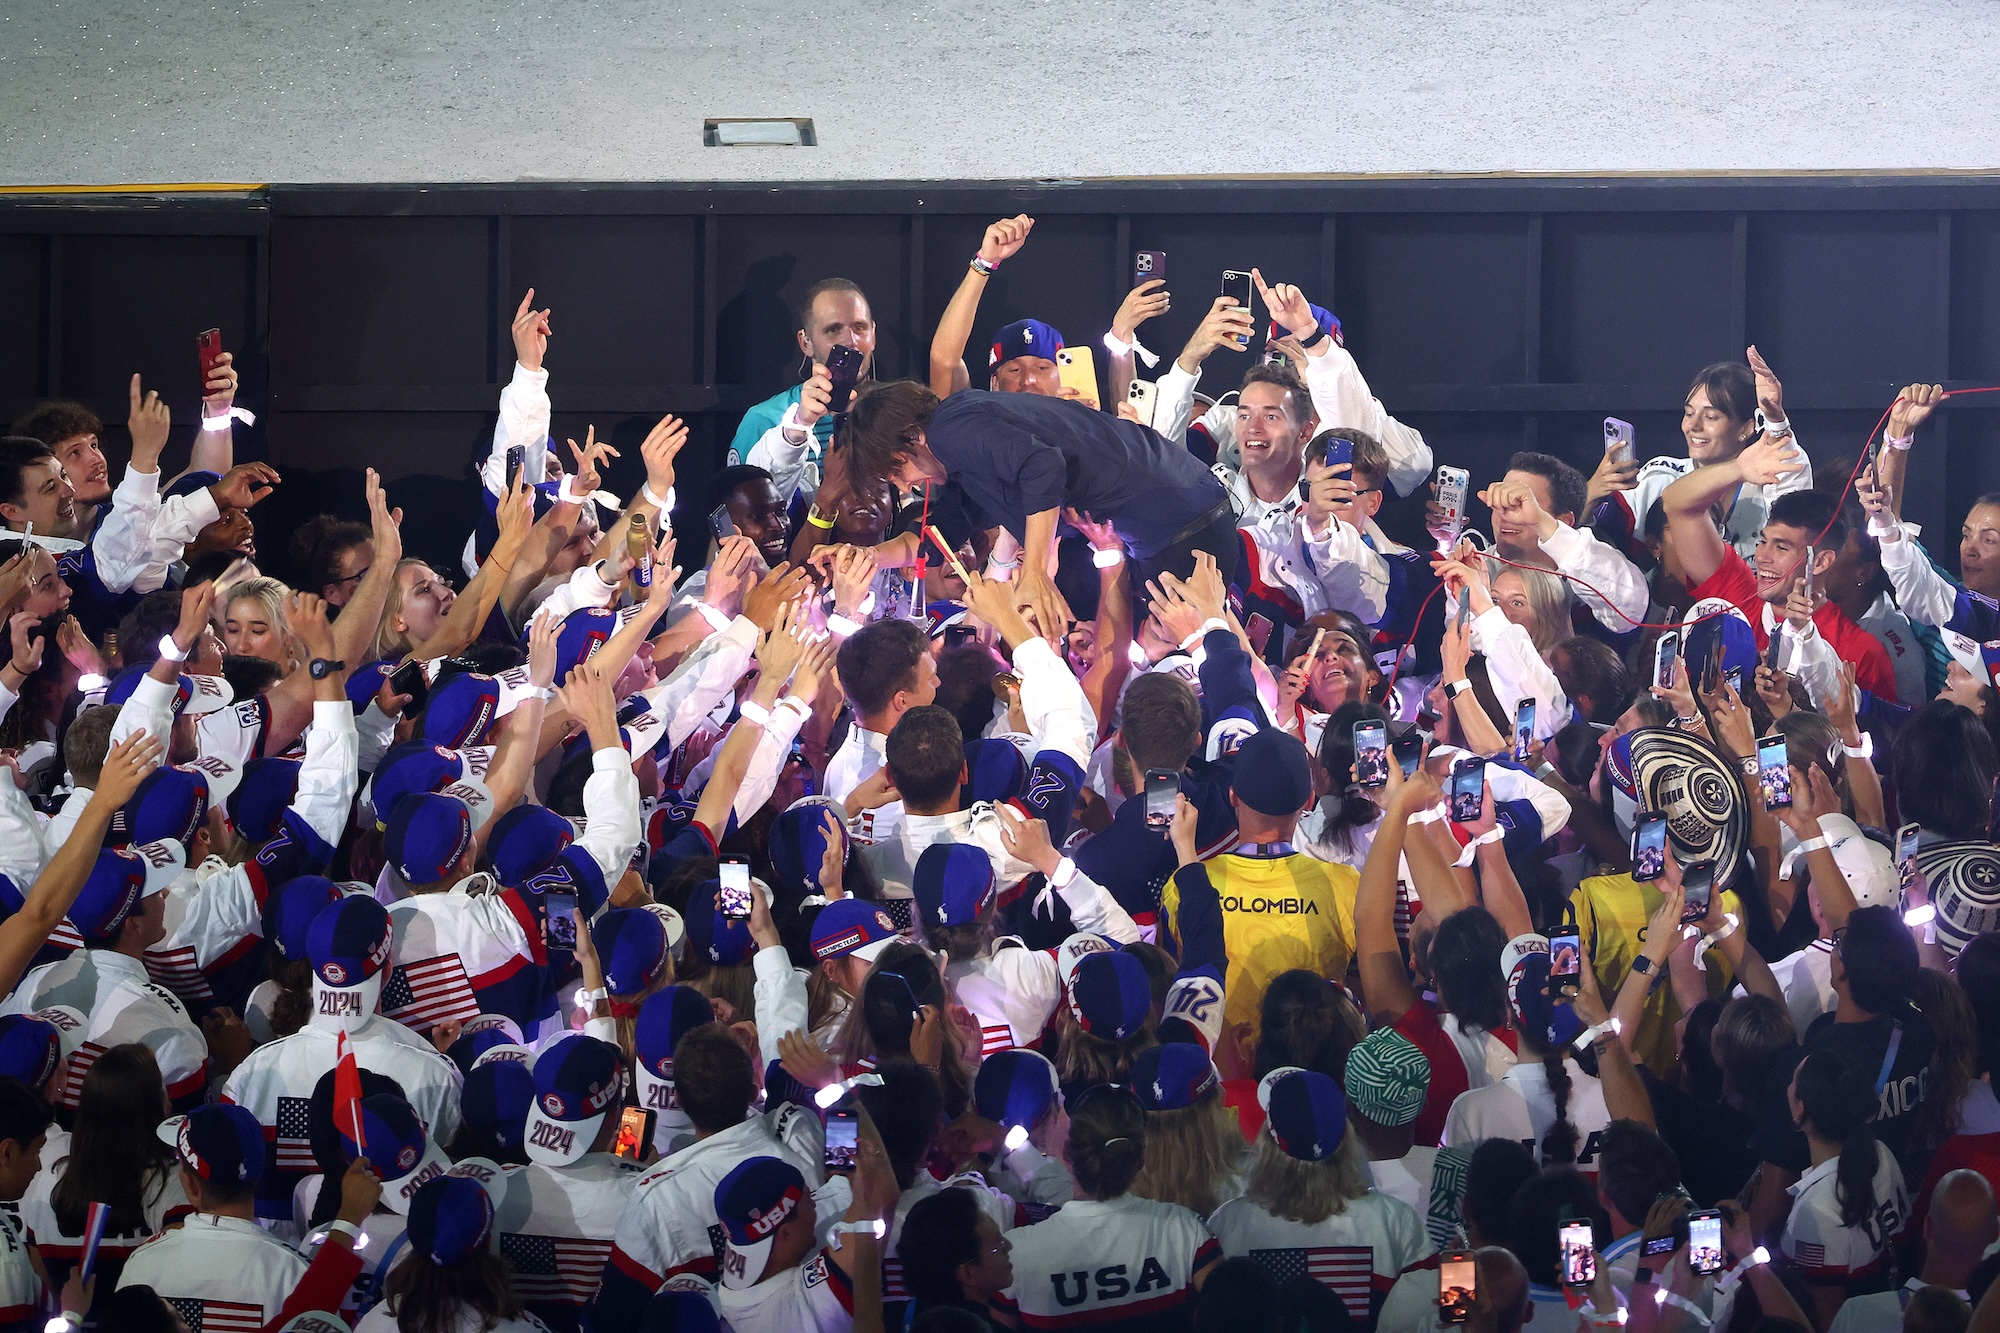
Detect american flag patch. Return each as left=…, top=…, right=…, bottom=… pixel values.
left=1791, top=1239, right=1826, bottom=1268
left=1249, top=1246, right=1374, bottom=1319
left=49, top=920, right=82, bottom=952
left=501, top=1231, right=609, bottom=1306
left=275, top=1096, right=315, bottom=1171
left=60, top=1041, right=107, bottom=1110
left=881, top=1256, right=907, bottom=1301
left=145, top=945, right=215, bottom=1004
left=382, top=954, right=479, bottom=1032
left=879, top=898, right=914, bottom=933
left=979, top=1024, right=1014, bottom=1057
left=167, top=1296, right=265, bottom=1332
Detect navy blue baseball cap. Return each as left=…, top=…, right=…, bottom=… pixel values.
left=809, top=898, right=899, bottom=964
left=306, top=895, right=393, bottom=988
left=963, top=738, right=1027, bottom=805
left=556, top=607, right=618, bottom=680
left=638, top=1291, right=722, bottom=1333
left=1133, top=1042, right=1220, bottom=1111
left=366, top=741, right=492, bottom=830
left=489, top=805, right=575, bottom=887
left=633, top=986, right=714, bottom=1129
left=1259, top=1067, right=1349, bottom=1162
left=973, top=1048, right=1059, bottom=1131
left=163, top=469, right=222, bottom=500
left=341, top=1092, right=451, bottom=1213
left=228, top=758, right=301, bottom=846
left=593, top=909, right=669, bottom=997
left=1502, top=934, right=1582, bottom=1049
left=1066, top=949, right=1150, bottom=1040
left=422, top=671, right=502, bottom=750
left=913, top=842, right=996, bottom=929
left=0, top=1014, right=64, bottom=1088
left=714, top=1156, right=807, bottom=1289
left=262, top=876, right=343, bottom=962
left=1230, top=728, right=1314, bottom=817
left=407, top=1174, right=495, bottom=1266
left=525, top=1035, right=625, bottom=1167
left=346, top=659, right=397, bottom=714
left=989, top=319, right=1063, bottom=369
left=103, top=665, right=234, bottom=719
left=69, top=847, right=173, bottom=942
left=384, top=792, right=475, bottom=886
left=1682, top=599, right=1760, bottom=686
left=157, top=1103, right=267, bottom=1185
left=111, top=764, right=212, bottom=849
left=460, top=1060, right=535, bottom=1157
left=684, top=880, right=755, bottom=967
left=443, top=1014, right=526, bottom=1076
left=767, top=799, right=841, bottom=896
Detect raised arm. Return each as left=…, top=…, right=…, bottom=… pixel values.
left=1355, top=769, right=1442, bottom=1023
left=1067, top=509, right=1133, bottom=729
left=1572, top=941, right=1654, bottom=1130
left=333, top=468, right=403, bottom=665
left=1659, top=436, right=1805, bottom=590
left=403, top=472, right=536, bottom=663
left=1876, top=383, right=1943, bottom=526
left=930, top=216, right=1031, bottom=397
left=473, top=613, right=558, bottom=857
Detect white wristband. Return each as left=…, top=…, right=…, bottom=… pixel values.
left=1092, top=546, right=1124, bottom=569
left=1572, top=1016, right=1622, bottom=1053
left=1884, top=432, right=1914, bottom=451
left=831, top=1219, right=886, bottom=1237
left=157, top=634, right=189, bottom=664
left=826, top=613, right=863, bottom=638
left=77, top=673, right=107, bottom=694
left=1452, top=826, right=1504, bottom=867
left=1102, top=329, right=1159, bottom=369
left=1407, top=805, right=1446, bottom=826
left=1050, top=856, right=1079, bottom=891
left=1761, top=415, right=1793, bottom=438
left=1842, top=733, right=1873, bottom=759
left=1791, top=834, right=1829, bottom=856
left=643, top=483, right=674, bottom=510
left=323, top=1218, right=364, bottom=1243
left=776, top=695, right=812, bottom=722
left=737, top=699, right=772, bottom=728
left=200, top=405, right=256, bottom=432
left=693, top=602, right=733, bottom=634
left=557, top=474, right=593, bottom=505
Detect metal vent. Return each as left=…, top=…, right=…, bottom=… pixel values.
left=703, top=118, right=817, bottom=147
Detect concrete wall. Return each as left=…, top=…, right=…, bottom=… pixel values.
left=4, top=0, right=1997, bottom=185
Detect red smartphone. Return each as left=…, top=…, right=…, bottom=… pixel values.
left=197, top=329, right=225, bottom=381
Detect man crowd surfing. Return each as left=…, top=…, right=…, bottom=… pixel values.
left=0, top=211, right=1992, bottom=1333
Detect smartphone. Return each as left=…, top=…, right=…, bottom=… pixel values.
left=1514, top=699, right=1536, bottom=763
left=613, top=1106, right=656, bottom=1161
left=1680, top=860, right=1716, bottom=925
left=1321, top=435, right=1355, bottom=474
left=544, top=890, right=578, bottom=951
left=1126, top=379, right=1158, bottom=428
left=1763, top=625, right=1784, bottom=673
left=1724, top=666, right=1743, bottom=697
left=505, top=444, right=525, bottom=491
left=1435, top=466, right=1471, bottom=551
left=1134, top=249, right=1167, bottom=289
left=1450, top=757, right=1486, bottom=824
left=1221, top=270, right=1254, bottom=346
left=1454, top=591, right=1472, bottom=634
left=1688, top=1209, right=1724, bottom=1275
left=1353, top=720, right=1388, bottom=789
left=1631, top=811, right=1669, bottom=883
left=1055, top=346, right=1100, bottom=408
left=825, top=344, right=864, bottom=416
left=1803, top=545, right=1817, bottom=603
left=1642, top=1231, right=1678, bottom=1260
left=387, top=660, right=430, bottom=715
left=1897, top=821, right=1922, bottom=897
left=718, top=860, right=753, bottom=920
left=1701, top=638, right=1722, bottom=696
left=1548, top=926, right=1581, bottom=996
left=1393, top=731, right=1425, bottom=778
left=197, top=328, right=225, bottom=381
left=710, top=503, right=739, bottom=541
left=944, top=624, right=977, bottom=650
left=1654, top=631, right=1680, bottom=690
left=1144, top=768, right=1179, bottom=831
left=823, top=1107, right=860, bottom=1173
left=1438, top=1250, right=1477, bottom=1325
left=1757, top=734, right=1792, bottom=811
left=1603, top=417, right=1635, bottom=465
left=1560, top=1219, right=1596, bottom=1287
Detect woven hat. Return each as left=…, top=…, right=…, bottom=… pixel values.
left=1344, top=1027, right=1431, bottom=1128
left=1625, top=726, right=1748, bottom=886
left=1919, top=838, right=2000, bottom=954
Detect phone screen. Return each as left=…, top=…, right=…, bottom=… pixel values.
left=824, top=1109, right=860, bottom=1173
left=1393, top=732, right=1424, bottom=778
left=1681, top=861, right=1716, bottom=925
left=1450, top=758, right=1485, bottom=824
left=1145, top=768, right=1179, bottom=830
left=544, top=891, right=578, bottom=951
left=1221, top=270, right=1253, bottom=345
left=1702, top=640, right=1722, bottom=696
left=1897, top=822, right=1922, bottom=897
left=1764, top=627, right=1784, bottom=673
left=1688, top=1210, right=1724, bottom=1274
left=1724, top=666, right=1743, bottom=697
left=1134, top=249, right=1166, bottom=288
left=1631, top=813, right=1668, bottom=883
left=826, top=345, right=863, bottom=415
left=719, top=861, right=752, bottom=919
left=1353, top=722, right=1388, bottom=789
left=1654, top=632, right=1679, bottom=690
left=1514, top=700, right=1536, bottom=762
left=1803, top=545, right=1817, bottom=603
left=1642, top=1232, right=1677, bottom=1259
left=1757, top=736, right=1792, bottom=811
left=1438, top=1251, right=1477, bottom=1324
left=1603, top=416, right=1634, bottom=464
left=1548, top=928, right=1581, bottom=990
left=1560, top=1219, right=1596, bottom=1287
left=614, top=1106, right=655, bottom=1160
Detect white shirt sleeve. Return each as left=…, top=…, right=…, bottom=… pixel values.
left=751, top=946, right=808, bottom=1068
left=574, top=747, right=643, bottom=883
left=482, top=362, right=552, bottom=495
left=745, top=408, right=815, bottom=504
left=0, top=779, right=46, bottom=886
left=1152, top=361, right=1202, bottom=446
left=1469, top=607, right=1571, bottom=738
left=1058, top=869, right=1141, bottom=944
left=534, top=562, right=623, bottom=622
left=355, top=701, right=399, bottom=775
left=1299, top=513, right=1393, bottom=624
left=1013, top=638, right=1097, bottom=768
left=292, top=702, right=361, bottom=849
left=1876, top=528, right=1963, bottom=628
left=1781, top=621, right=1843, bottom=711
left=638, top=616, right=760, bottom=750
left=90, top=466, right=165, bottom=594
left=1540, top=520, right=1649, bottom=632
left=110, top=673, right=178, bottom=751
left=725, top=700, right=809, bottom=827
left=1300, top=342, right=1434, bottom=497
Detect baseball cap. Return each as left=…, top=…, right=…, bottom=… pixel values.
left=406, top=1174, right=496, bottom=1267
left=422, top=672, right=502, bottom=749
left=963, top=738, right=1027, bottom=805
left=460, top=1060, right=535, bottom=1157
left=633, top=986, right=715, bottom=1134
left=1682, top=598, right=1760, bottom=684
left=524, top=1035, right=625, bottom=1167
left=1500, top=934, right=1582, bottom=1049
left=1344, top=1028, right=1431, bottom=1128
left=69, top=845, right=181, bottom=943
left=227, top=758, right=303, bottom=845
left=1066, top=950, right=1150, bottom=1041
left=637, top=1292, right=721, bottom=1333
left=307, top=894, right=393, bottom=992
left=683, top=880, right=755, bottom=967
left=104, top=665, right=234, bottom=719
left=364, top=741, right=494, bottom=830
left=809, top=898, right=899, bottom=965
left=1940, top=630, right=2000, bottom=688
left=988, top=319, right=1063, bottom=369
left=488, top=805, right=576, bottom=887
left=593, top=909, right=670, bottom=997
left=384, top=792, right=476, bottom=886
left=1157, top=966, right=1225, bottom=1054
left=262, top=876, right=344, bottom=963
left=341, top=1092, right=451, bottom=1213
left=713, top=1156, right=807, bottom=1289
left=973, top=1048, right=1059, bottom=1132
left=110, top=764, right=217, bottom=849
left=1229, top=729, right=1314, bottom=817
left=767, top=798, right=842, bottom=896
left=0, top=1013, right=65, bottom=1088
left=1132, top=1042, right=1219, bottom=1111
left=274, top=1315, right=351, bottom=1333
left=1055, top=932, right=1117, bottom=989
left=345, top=660, right=396, bottom=715
left=912, top=842, right=996, bottom=930
left=445, top=1014, right=526, bottom=1076
left=1805, top=814, right=1898, bottom=910
left=556, top=607, right=618, bottom=680
left=163, top=469, right=221, bottom=500
left=1259, top=1067, right=1350, bottom=1162
left=156, top=1103, right=267, bottom=1185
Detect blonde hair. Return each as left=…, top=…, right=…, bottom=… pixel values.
left=1242, top=1127, right=1371, bottom=1225
left=1052, top=1005, right=1155, bottom=1093
left=1130, top=1092, right=1247, bottom=1218
left=220, top=576, right=301, bottom=669
left=1496, top=566, right=1573, bottom=655
left=374, top=557, right=432, bottom=661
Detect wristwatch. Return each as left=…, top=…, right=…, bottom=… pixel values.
left=308, top=658, right=347, bottom=680
left=1445, top=679, right=1474, bottom=700
left=1738, top=754, right=1759, bottom=777
left=1630, top=954, right=1654, bottom=976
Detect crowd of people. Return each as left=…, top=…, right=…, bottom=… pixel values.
left=0, top=211, right=1993, bottom=1333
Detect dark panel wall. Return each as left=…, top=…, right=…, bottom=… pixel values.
left=4, top=178, right=2000, bottom=584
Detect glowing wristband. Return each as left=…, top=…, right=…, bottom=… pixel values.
left=1715, top=1247, right=1769, bottom=1293
left=199, top=405, right=256, bottom=432
left=1657, top=1292, right=1708, bottom=1325
left=832, top=1219, right=886, bottom=1237
left=1102, top=329, right=1160, bottom=369
left=157, top=634, right=189, bottom=664
left=1092, top=546, right=1125, bottom=569
left=1004, top=1124, right=1031, bottom=1152
left=77, top=673, right=107, bottom=693
left=1179, top=617, right=1228, bottom=651
left=814, top=1071, right=886, bottom=1108
left=45, top=1314, right=83, bottom=1332
left=324, top=1218, right=364, bottom=1244
left=737, top=699, right=772, bottom=728
left=827, top=613, right=863, bottom=638
left=1572, top=1016, right=1622, bottom=1053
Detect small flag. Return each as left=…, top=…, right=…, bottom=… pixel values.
left=334, top=1030, right=365, bottom=1156
left=78, top=1201, right=110, bottom=1282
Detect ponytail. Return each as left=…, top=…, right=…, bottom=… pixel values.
left=1540, top=1050, right=1579, bottom=1165
left=1833, top=1130, right=1880, bottom=1229
left=1794, top=1050, right=1882, bottom=1229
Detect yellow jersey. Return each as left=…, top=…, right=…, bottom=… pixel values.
left=1570, top=872, right=1741, bottom=1077
left=1161, top=853, right=1358, bottom=1036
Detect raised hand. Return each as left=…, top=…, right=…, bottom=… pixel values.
left=1479, top=478, right=1552, bottom=535
left=512, top=288, right=552, bottom=372
left=1888, top=382, right=1945, bottom=439
left=995, top=803, right=1061, bottom=877
left=56, top=616, right=103, bottom=678
left=526, top=609, right=561, bottom=690
left=173, top=581, right=217, bottom=656
left=1142, top=575, right=1205, bottom=647
left=817, top=808, right=848, bottom=896
left=566, top=425, right=619, bottom=499
left=978, top=215, right=1035, bottom=267
left=1584, top=446, right=1640, bottom=513
left=755, top=602, right=810, bottom=685
left=97, top=730, right=167, bottom=800
left=1179, top=296, right=1256, bottom=371
left=1180, top=549, right=1229, bottom=623
left=201, top=349, right=239, bottom=416
left=491, top=468, right=536, bottom=563
left=1753, top=664, right=1794, bottom=721
left=554, top=659, right=621, bottom=742
left=743, top=563, right=814, bottom=633
left=1734, top=434, right=1806, bottom=487
left=5, top=613, right=43, bottom=682
left=960, top=569, right=1035, bottom=650
left=1169, top=792, right=1200, bottom=868
left=790, top=633, right=837, bottom=708
left=640, top=414, right=689, bottom=500
left=830, top=545, right=878, bottom=617
left=1855, top=465, right=1894, bottom=526
left=1746, top=345, right=1785, bottom=423
left=1111, top=280, right=1170, bottom=342
left=797, top=364, right=835, bottom=432
left=364, top=467, right=404, bottom=566
left=701, top=536, right=761, bottom=619
left=209, top=463, right=281, bottom=511
left=281, top=591, right=336, bottom=660
left=127, top=374, right=172, bottom=472
left=1251, top=269, right=1317, bottom=340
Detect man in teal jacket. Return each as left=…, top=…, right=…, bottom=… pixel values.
left=725, top=278, right=877, bottom=479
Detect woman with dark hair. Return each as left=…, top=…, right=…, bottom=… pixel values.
left=1783, top=1048, right=1911, bottom=1325
left=355, top=1174, right=541, bottom=1333
left=832, top=943, right=973, bottom=1118
left=290, top=513, right=374, bottom=610
left=1274, top=615, right=1383, bottom=751
left=19, top=1044, right=187, bottom=1292
left=1222, top=969, right=1366, bottom=1140
left=1893, top=701, right=1999, bottom=843
left=895, top=1182, right=1014, bottom=1327
left=1001, top=1084, right=1221, bottom=1326
left=1299, top=700, right=1393, bottom=867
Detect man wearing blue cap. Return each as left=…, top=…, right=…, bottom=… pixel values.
left=712, top=1143, right=900, bottom=1333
